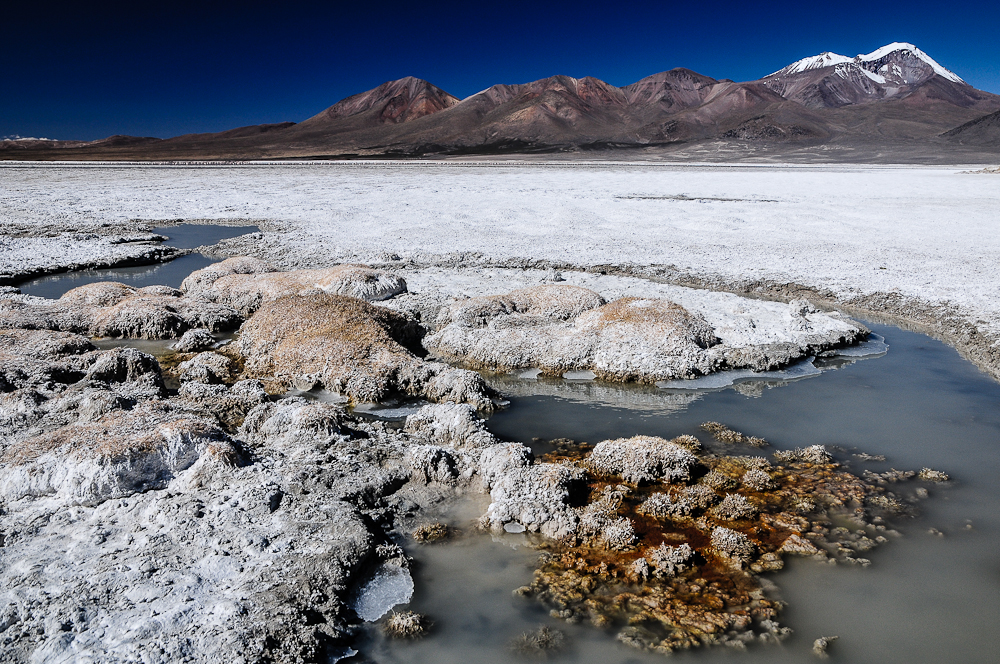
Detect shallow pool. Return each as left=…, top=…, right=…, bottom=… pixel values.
left=368, top=322, right=1000, bottom=664
left=17, top=223, right=258, bottom=299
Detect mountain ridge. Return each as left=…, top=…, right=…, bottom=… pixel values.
left=4, top=43, right=999, bottom=160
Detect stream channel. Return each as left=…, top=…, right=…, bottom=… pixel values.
left=16, top=223, right=259, bottom=299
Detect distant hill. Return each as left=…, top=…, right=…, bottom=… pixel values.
left=943, top=109, right=1000, bottom=146
left=4, top=42, right=999, bottom=161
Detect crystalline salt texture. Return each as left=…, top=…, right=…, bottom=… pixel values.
left=352, top=564, right=414, bottom=622
left=656, top=358, right=822, bottom=391
left=833, top=333, right=888, bottom=358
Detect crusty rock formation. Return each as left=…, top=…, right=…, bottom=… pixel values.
left=0, top=282, right=240, bottom=339
left=237, top=293, right=495, bottom=409
left=177, top=379, right=269, bottom=428
left=181, top=257, right=407, bottom=316
left=0, top=400, right=235, bottom=506
left=171, top=327, right=218, bottom=352
left=0, top=397, right=512, bottom=662
left=176, top=351, right=236, bottom=385
left=425, top=284, right=871, bottom=383
left=0, top=329, right=168, bottom=454
left=0, top=328, right=95, bottom=393
left=588, top=435, right=698, bottom=484
left=427, top=285, right=724, bottom=381
left=478, top=443, right=585, bottom=538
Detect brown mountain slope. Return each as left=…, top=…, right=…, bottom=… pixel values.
left=943, top=110, right=1000, bottom=146
left=297, top=76, right=460, bottom=128
left=4, top=44, right=1000, bottom=160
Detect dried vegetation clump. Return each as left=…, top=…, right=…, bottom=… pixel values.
left=237, top=293, right=495, bottom=409
left=701, top=421, right=767, bottom=447
left=511, top=426, right=941, bottom=655
left=509, top=625, right=566, bottom=659
left=412, top=522, right=454, bottom=543
left=382, top=611, right=431, bottom=639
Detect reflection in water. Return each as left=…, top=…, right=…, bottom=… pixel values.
left=372, top=324, right=1000, bottom=664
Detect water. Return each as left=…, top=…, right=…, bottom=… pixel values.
left=17, top=223, right=258, bottom=299
left=371, top=323, right=1000, bottom=664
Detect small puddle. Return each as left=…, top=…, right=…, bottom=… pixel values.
left=16, top=223, right=259, bottom=299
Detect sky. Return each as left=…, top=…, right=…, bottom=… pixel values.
left=3, top=0, right=999, bottom=140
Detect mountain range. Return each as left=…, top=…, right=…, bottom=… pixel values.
left=4, top=42, right=999, bottom=160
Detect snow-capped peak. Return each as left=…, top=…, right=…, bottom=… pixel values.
left=768, top=51, right=853, bottom=77
left=857, top=42, right=964, bottom=83
left=767, top=42, right=965, bottom=85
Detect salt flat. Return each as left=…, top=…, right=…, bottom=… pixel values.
left=2, top=161, right=998, bottom=370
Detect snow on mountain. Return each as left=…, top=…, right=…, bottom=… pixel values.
left=857, top=42, right=964, bottom=83
left=822, top=63, right=886, bottom=85
left=767, top=43, right=965, bottom=85
left=769, top=52, right=854, bottom=77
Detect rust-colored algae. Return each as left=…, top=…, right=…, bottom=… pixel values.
left=518, top=427, right=936, bottom=654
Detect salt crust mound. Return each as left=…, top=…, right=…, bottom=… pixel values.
left=181, top=256, right=407, bottom=316
left=1, top=401, right=414, bottom=660
left=171, top=327, right=217, bottom=352
left=426, top=285, right=870, bottom=381
left=403, top=402, right=498, bottom=449
left=177, top=379, right=269, bottom=429
left=402, top=402, right=500, bottom=485
left=0, top=400, right=233, bottom=506
left=589, top=435, right=698, bottom=484
left=0, top=328, right=95, bottom=392
left=177, top=351, right=235, bottom=384
left=0, top=465, right=378, bottom=663
left=0, top=281, right=241, bottom=339
left=240, top=398, right=347, bottom=457
left=401, top=403, right=589, bottom=539
left=238, top=293, right=494, bottom=409
left=479, top=443, right=585, bottom=539
left=0, top=329, right=168, bottom=454
left=427, top=285, right=729, bottom=381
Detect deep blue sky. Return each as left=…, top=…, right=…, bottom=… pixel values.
left=4, top=1, right=998, bottom=140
